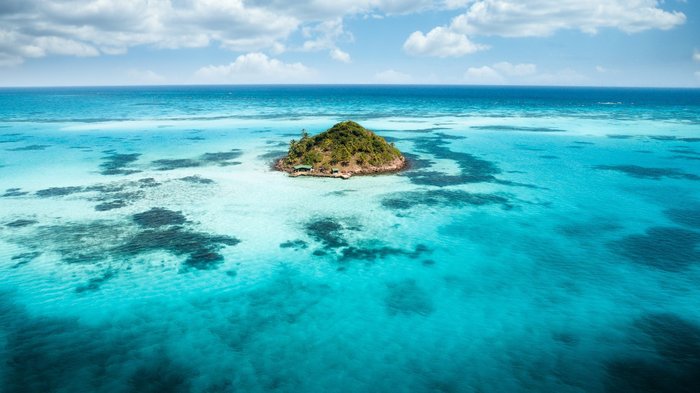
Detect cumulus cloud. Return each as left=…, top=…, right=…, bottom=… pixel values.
left=463, top=62, right=588, bottom=85
left=529, top=68, right=589, bottom=86
left=0, top=53, right=22, bottom=67
left=374, top=69, right=413, bottom=83
left=492, top=61, right=536, bottom=76
left=0, top=0, right=300, bottom=66
left=403, top=26, right=486, bottom=57
left=0, top=0, right=435, bottom=66
left=443, top=0, right=472, bottom=8
left=330, top=48, right=351, bottom=63
left=464, top=62, right=539, bottom=84
left=694, top=49, right=700, bottom=62
left=0, top=28, right=100, bottom=66
left=33, top=37, right=100, bottom=57
left=127, top=69, right=166, bottom=84
left=406, top=0, right=685, bottom=58
left=194, top=52, right=313, bottom=84
left=299, top=18, right=353, bottom=62
left=451, top=0, right=686, bottom=37
left=464, top=66, right=505, bottom=84
left=245, top=0, right=435, bottom=19
left=301, top=18, right=352, bottom=51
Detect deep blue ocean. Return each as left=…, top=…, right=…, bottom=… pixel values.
left=0, top=86, right=699, bottom=392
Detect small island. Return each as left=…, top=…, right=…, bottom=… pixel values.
left=275, top=120, right=406, bottom=179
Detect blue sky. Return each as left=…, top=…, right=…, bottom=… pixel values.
left=0, top=0, right=698, bottom=87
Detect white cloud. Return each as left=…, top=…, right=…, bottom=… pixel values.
left=693, top=49, right=700, bottom=62
left=127, top=69, right=166, bottom=84
left=270, top=42, right=286, bottom=55
left=0, top=53, right=23, bottom=67
left=194, top=52, right=313, bottom=84
left=330, top=48, right=351, bottom=63
left=444, top=0, right=472, bottom=9
left=450, top=0, right=686, bottom=37
left=462, top=61, right=589, bottom=85
left=33, top=37, right=100, bottom=57
left=0, top=29, right=100, bottom=65
left=0, top=0, right=443, bottom=66
left=244, top=0, right=435, bottom=19
left=299, top=18, right=353, bottom=62
left=463, top=62, right=539, bottom=84
left=0, top=1, right=300, bottom=66
left=375, top=0, right=436, bottom=14
left=596, top=65, right=607, bottom=73
left=301, top=18, right=352, bottom=51
left=493, top=61, right=536, bottom=76
left=464, top=66, right=505, bottom=84
left=374, top=69, right=412, bottom=83
left=529, top=68, right=589, bottom=85
left=405, top=1, right=685, bottom=59
left=403, top=26, right=486, bottom=57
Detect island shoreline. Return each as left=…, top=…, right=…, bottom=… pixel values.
left=274, top=155, right=407, bottom=179
left=272, top=120, right=409, bottom=179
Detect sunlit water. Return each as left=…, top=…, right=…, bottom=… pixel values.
left=1, top=86, right=699, bottom=392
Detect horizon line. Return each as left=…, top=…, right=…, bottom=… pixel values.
left=0, top=83, right=698, bottom=90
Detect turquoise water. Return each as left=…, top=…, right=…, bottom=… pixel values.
left=0, top=86, right=699, bottom=392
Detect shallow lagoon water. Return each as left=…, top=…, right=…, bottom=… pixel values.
left=1, top=86, right=700, bottom=392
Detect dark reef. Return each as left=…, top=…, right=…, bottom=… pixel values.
left=75, top=270, right=116, bottom=293
left=594, top=165, right=699, bottom=181
left=132, top=208, right=187, bottom=228
left=11, top=208, right=241, bottom=271
left=178, top=175, right=215, bottom=185
left=605, top=313, right=700, bottom=393
left=2, top=188, right=29, bottom=197
left=100, top=152, right=142, bottom=175
left=610, top=227, right=700, bottom=271
left=279, top=239, right=309, bottom=250
left=36, top=186, right=84, bottom=197
left=118, top=224, right=240, bottom=270
left=381, top=189, right=511, bottom=211
left=385, top=279, right=434, bottom=316
left=152, top=149, right=242, bottom=171
left=152, top=158, right=201, bottom=171
left=0, top=294, right=193, bottom=393
left=664, top=206, right=700, bottom=229
left=11, top=251, right=41, bottom=268
left=302, top=216, right=430, bottom=264
left=6, top=144, right=50, bottom=151
left=5, top=219, right=38, bottom=228
left=94, top=200, right=128, bottom=211
left=305, top=217, right=350, bottom=250
left=471, top=125, right=566, bottom=133
left=339, top=244, right=429, bottom=262
left=402, top=136, right=500, bottom=186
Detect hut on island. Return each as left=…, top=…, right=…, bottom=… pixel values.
left=293, top=164, right=313, bottom=172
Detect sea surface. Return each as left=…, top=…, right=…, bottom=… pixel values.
left=0, top=86, right=699, bottom=392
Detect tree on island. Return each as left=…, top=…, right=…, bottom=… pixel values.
left=276, top=120, right=405, bottom=177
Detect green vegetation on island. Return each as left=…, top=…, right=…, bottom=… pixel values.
left=276, top=121, right=406, bottom=178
